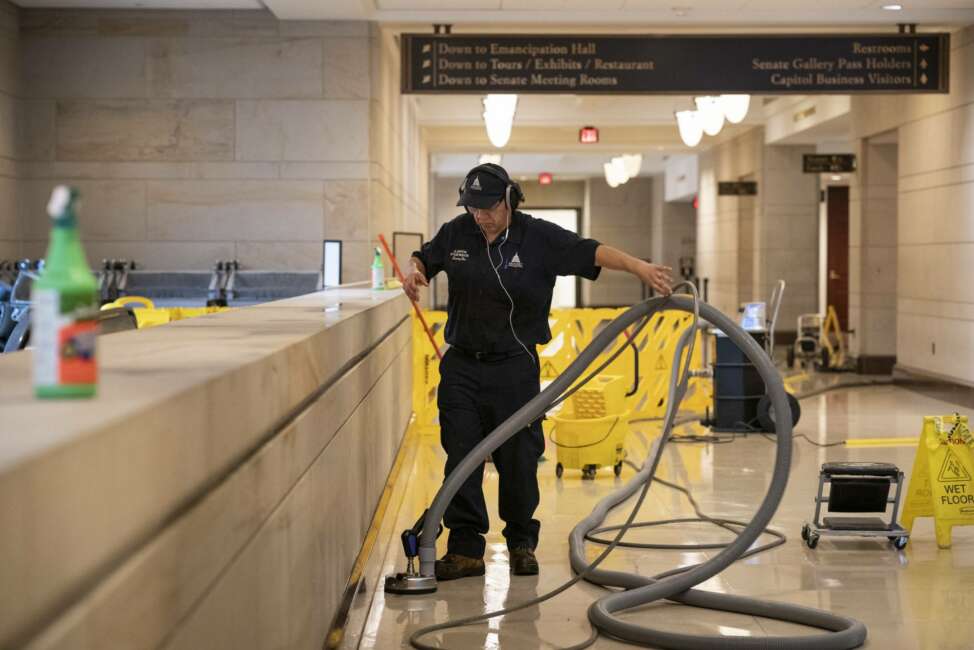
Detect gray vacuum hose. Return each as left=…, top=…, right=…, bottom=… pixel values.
left=416, top=295, right=867, bottom=649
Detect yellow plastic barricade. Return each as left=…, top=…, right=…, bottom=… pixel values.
left=902, top=414, right=974, bottom=548
left=410, top=307, right=712, bottom=436
left=411, top=310, right=448, bottom=435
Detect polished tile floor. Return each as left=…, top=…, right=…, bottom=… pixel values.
left=344, top=378, right=974, bottom=649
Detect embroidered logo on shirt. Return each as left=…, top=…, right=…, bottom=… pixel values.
left=450, top=249, right=469, bottom=262
left=470, top=176, right=482, bottom=190
left=508, top=252, right=523, bottom=269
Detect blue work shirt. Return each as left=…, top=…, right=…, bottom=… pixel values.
left=412, top=210, right=601, bottom=354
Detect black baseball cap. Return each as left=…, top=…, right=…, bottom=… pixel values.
left=457, top=165, right=508, bottom=209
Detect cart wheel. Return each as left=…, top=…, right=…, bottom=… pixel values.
left=801, top=524, right=810, bottom=542
left=806, top=532, right=819, bottom=549
left=820, top=347, right=831, bottom=369
left=891, top=536, right=908, bottom=550
left=555, top=463, right=563, bottom=479
left=582, top=465, right=597, bottom=480
left=613, top=462, right=623, bottom=477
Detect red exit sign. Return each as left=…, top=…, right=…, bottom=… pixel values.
left=579, top=126, right=599, bottom=144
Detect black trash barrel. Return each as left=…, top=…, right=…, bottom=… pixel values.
left=712, top=330, right=767, bottom=432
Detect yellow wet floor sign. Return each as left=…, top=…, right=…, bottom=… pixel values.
left=902, top=414, right=974, bottom=548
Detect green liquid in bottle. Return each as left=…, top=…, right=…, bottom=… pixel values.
left=32, top=186, right=99, bottom=399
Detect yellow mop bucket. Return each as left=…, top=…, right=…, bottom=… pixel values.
left=547, top=406, right=630, bottom=480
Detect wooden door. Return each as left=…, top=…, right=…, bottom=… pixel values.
left=826, top=186, right=849, bottom=330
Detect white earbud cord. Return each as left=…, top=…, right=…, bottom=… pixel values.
left=482, top=221, right=537, bottom=368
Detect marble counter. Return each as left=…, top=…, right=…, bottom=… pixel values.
left=0, top=288, right=412, bottom=650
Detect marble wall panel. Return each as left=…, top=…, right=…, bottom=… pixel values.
left=0, top=176, right=18, bottom=239
left=22, top=37, right=146, bottom=99
left=322, top=37, right=370, bottom=99
left=0, top=0, right=17, bottom=36
left=323, top=179, right=369, bottom=241
left=0, top=91, right=13, bottom=159
left=21, top=160, right=279, bottom=181
left=56, top=100, right=234, bottom=162
left=235, top=100, right=369, bottom=162
left=0, top=39, right=16, bottom=98
left=146, top=180, right=322, bottom=242
left=19, top=179, right=146, bottom=241
left=341, top=239, right=370, bottom=283
left=235, top=241, right=324, bottom=271
left=146, top=38, right=323, bottom=99
left=898, top=181, right=974, bottom=247
left=17, top=101, right=55, bottom=162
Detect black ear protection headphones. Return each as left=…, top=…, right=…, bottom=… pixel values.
left=458, top=163, right=525, bottom=213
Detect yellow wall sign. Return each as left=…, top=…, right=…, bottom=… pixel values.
left=902, top=414, right=974, bottom=548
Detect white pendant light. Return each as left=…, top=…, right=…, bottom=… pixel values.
left=621, top=154, right=642, bottom=179
left=482, top=94, right=518, bottom=148
left=718, top=94, right=750, bottom=124
left=603, top=162, right=622, bottom=188
left=675, top=110, right=704, bottom=147
left=694, top=96, right=725, bottom=136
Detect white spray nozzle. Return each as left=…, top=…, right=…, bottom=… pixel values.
left=47, top=186, right=71, bottom=219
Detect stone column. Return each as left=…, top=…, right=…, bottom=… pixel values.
left=848, top=138, right=898, bottom=373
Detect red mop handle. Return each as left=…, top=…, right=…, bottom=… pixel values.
left=378, top=234, right=443, bottom=361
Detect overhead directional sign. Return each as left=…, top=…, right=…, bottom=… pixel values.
left=804, top=154, right=857, bottom=173
left=402, top=33, right=949, bottom=94
left=718, top=181, right=758, bottom=196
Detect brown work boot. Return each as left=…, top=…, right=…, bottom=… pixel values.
left=435, top=553, right=486, bottom=581
left=510, top=547, right=539, bottom=576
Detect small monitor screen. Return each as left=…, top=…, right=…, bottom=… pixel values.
left=741, top=302, right=766, bottom=331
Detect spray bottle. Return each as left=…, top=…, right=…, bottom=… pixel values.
left=32, top=186, right=99, bottom=398
left=371, top=246, right=385, bottom=290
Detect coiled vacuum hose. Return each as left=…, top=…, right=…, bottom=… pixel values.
left=414, top=295, right=867, bottom=650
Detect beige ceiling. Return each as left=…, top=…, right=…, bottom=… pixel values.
left=262, top=0, right=974, bottom=24
left=14, top=0, right=973, bottom=25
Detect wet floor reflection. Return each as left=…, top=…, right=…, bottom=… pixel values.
left=352, top=380, right=974, bottom=649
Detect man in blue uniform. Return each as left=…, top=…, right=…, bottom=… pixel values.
left=405, top=163, right=672, bottom=580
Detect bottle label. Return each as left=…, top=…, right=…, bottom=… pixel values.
left=33, top=289, right=98, bottom=387
left=372, top=266, right=384, bottom=290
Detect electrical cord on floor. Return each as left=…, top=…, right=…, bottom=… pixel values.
left=732, top=417, right=847, bottom=447
left=583, top=461, right=786, bottom=560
